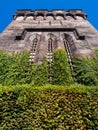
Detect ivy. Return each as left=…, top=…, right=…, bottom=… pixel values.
left=0, top=51, right=30, bottom=85
left=72, top=53, right=98, bottom=85
left=31, top=58, right=48, bottom=86
left=0, top=49, right=73, bottom=86
left=52, top=49, right=73, bottom=85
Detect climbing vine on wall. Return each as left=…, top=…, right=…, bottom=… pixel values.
left=0, top=51, right=30, bottom=85
left=52, top=49, right=73, bottom=85
left=31, top=58, right=48, bottom=86
left=72, top=53, right=98, bottom=85
left=1, top=50, right=98, bottom=86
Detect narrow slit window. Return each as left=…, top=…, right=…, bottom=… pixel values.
left=48, top=38, right=53, bottom=53
left=32, top=38, right=38, bottom=52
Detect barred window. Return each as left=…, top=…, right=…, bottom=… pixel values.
left=32, top=38, right=38, bottom=52
left=48, top=38, right=53, bottom=52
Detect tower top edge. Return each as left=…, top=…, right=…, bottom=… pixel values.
left=14, top=9, right=86, bottom=15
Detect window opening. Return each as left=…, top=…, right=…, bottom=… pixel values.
left=29, top=37, right=38, bottom=62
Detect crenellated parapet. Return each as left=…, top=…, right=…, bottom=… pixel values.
left=13, top=9, right=87, bottom=21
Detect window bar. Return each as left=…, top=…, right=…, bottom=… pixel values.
left=63, top=38, right=73, bottom=71
left=47, top=38, right=53, bottom=84
left=29, top=38, right=38, bottom=62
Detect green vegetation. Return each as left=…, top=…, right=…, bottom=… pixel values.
left=31, top=58, right=48, bottom=86
left=73, top=53, right=98, bottom=86
left=1, top=49, right=98, bottom=86
left=0, top=50, right=98, bottom=129
left=0, top=51, right=31, bottom=85
left=0, top=84, right=98, bottom=129
left=0, top=51, right=48, bottom=86
left=52, top=49, right=73, bottom=85
left=0, top=49, right=73, bottom=86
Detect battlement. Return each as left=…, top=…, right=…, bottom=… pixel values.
left=13, top=9, right=87, bottom=20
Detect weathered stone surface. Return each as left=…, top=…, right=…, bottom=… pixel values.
left=0, top=9, right=98, bottom=62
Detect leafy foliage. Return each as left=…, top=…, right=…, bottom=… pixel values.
left=52, top=49, right=73, bottom=85
left=73, top=53, right=98, bottom=85
left=1, top=49, right=98, bottom=86
left=0, top=50, right=73, bottom=86
left=0, top=49, right=98, bottom=129
left=0, top=84, right=98, bottom=129
left=0, top=51, right=30, bottom=85
left=0, top=51, right=9, bottom=84
left=31, top=58, right=48, bottom=86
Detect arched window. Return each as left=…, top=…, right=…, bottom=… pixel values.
left=29, top=37, right=38, bottom=62
left=48, top=38, right=53, bottom=53
left=32, top=38, right=38, bottom=52
left=63, top=35, right=73, bottom=60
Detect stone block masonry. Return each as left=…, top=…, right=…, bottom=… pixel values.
left=0, top=9, right=98, bottom=63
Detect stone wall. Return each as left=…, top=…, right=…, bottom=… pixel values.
left=0, top=9, right=98, bottom=62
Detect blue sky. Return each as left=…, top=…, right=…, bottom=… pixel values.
left=0, top=0, right=98, bottom=32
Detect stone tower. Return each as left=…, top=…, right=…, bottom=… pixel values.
left=0, top=9, right=98, bottom=63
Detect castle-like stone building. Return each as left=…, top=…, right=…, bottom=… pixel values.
left=0, top=9, right=98, bottom=63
